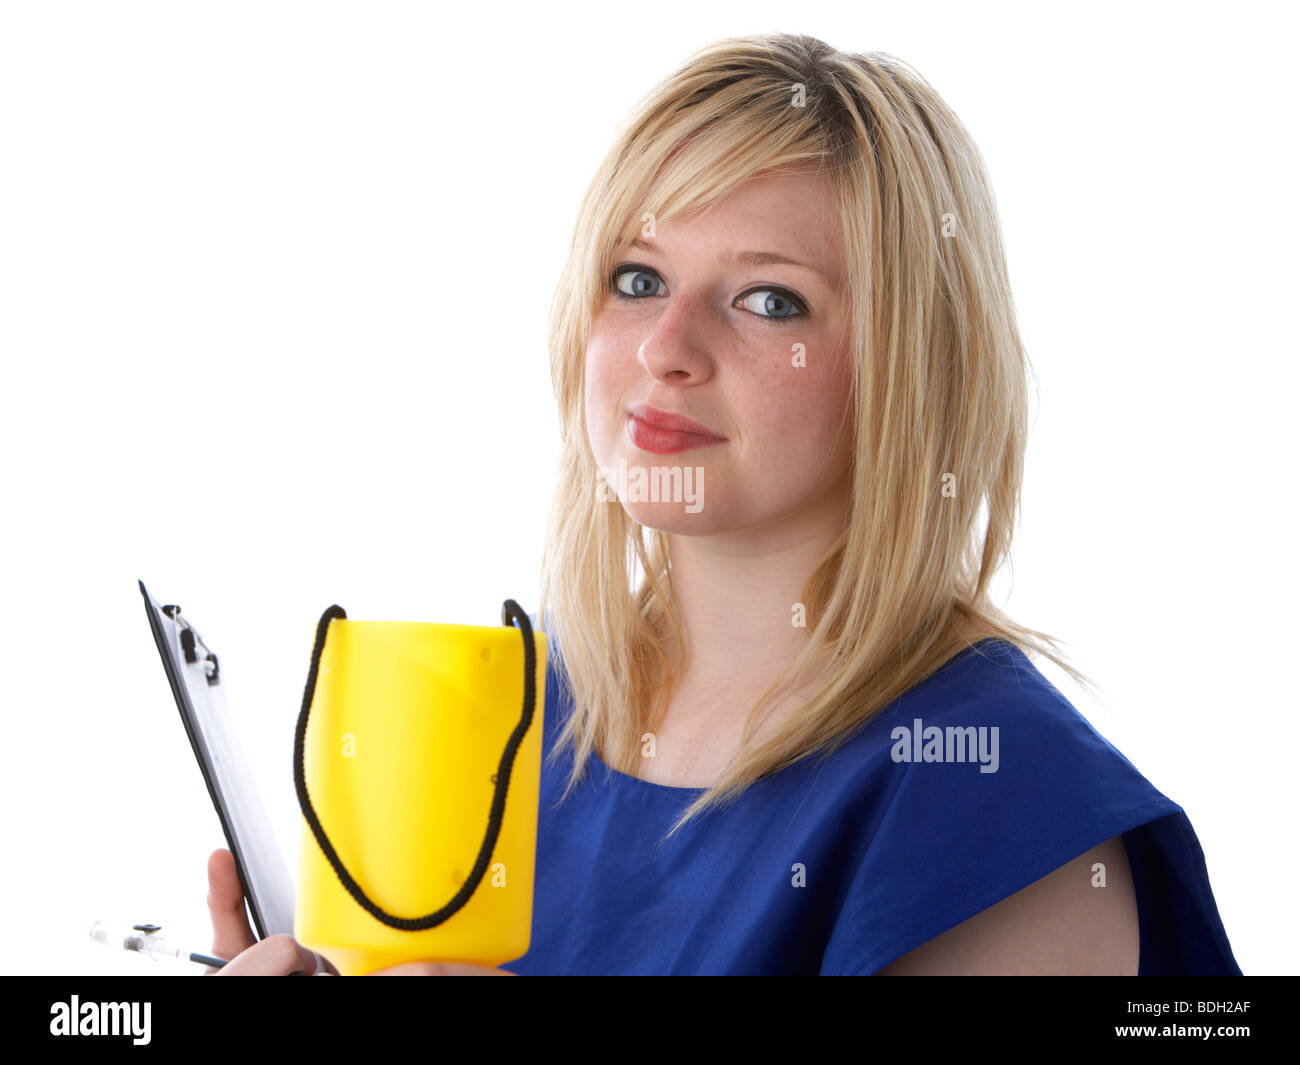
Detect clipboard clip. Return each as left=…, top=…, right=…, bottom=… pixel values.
left=161, top=604, right=220, bottom=686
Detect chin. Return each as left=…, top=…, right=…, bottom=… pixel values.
left=620, top=500, right=716, bottom=534
left=593, top=450, right=714, bottom=524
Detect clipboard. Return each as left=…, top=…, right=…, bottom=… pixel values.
left=138, top=579, right=295, bottom=940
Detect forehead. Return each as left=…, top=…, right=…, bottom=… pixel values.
left=624, top=169, right=845, bottom=287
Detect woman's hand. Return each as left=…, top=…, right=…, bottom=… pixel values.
left=206, top=847, right=511, bottom=975
left=205, top=847, right=339, bottom=975
left=366, top=961, right=516, bottom=976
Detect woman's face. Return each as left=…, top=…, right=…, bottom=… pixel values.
left=584, top=169, right=855, bottom=540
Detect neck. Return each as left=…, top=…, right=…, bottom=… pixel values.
left=655, top=485, right=848, bottom=702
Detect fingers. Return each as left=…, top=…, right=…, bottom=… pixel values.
left=216, top=934, right=323, bottom=977
left=367, top=961, right=516, bottom=976
left=206, top=848, right=255, bottom=968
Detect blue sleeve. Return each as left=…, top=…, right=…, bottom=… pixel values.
left=818, top=651, right=1240, bottom=975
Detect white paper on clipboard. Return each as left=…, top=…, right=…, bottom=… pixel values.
left=139, top=579, right=295, bottom=939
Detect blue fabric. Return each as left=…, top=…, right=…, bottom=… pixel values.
left=507, top=636, right=1241, bottom=975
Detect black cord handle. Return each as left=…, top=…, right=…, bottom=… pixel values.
left=293, top=600, right=537, bottom=930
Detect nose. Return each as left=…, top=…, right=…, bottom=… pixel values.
left=635, top=294, right=717, bottom=385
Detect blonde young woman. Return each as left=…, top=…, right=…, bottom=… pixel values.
left=205, top=33, right=1240, bottom=976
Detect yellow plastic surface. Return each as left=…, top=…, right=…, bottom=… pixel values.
left=293, top=619, right=545, bottom=976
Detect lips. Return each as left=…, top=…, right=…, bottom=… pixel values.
left=625, top=403, right=726, bottom=455
left=626, top=403, right=724, bottom=438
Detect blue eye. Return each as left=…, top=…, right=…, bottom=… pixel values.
left=611, top=265, right=664, bottom=299
left=735, top=288, right=806, bottom=321
left=609, top=264, right=809, bottom=325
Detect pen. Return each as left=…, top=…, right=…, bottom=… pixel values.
left=90, top=921, right=320, bottom=973
left=90, top=920, right=228, bottom=970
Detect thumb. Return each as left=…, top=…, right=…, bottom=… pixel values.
left=206, top=848, right=256, bottom=966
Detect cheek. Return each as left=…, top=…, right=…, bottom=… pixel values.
left=741, top=352, right=853, bottom=474
left=582, top=332, right=627, bottom=459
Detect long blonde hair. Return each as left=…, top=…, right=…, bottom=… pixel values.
left=536, top=32, right=1089, bottom=841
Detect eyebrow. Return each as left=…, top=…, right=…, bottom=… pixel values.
left=627, top=237, right=838, bottom=286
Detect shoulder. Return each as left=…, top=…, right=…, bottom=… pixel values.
left=860, top=638, right=1181, bottom=847
left=819, top=639, right=1185, bottom=974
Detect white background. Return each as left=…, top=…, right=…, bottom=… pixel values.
left=1, top=0, right=1294, bottom=976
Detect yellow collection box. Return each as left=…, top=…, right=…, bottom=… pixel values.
left=292, top=600, right=544, bottom=976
